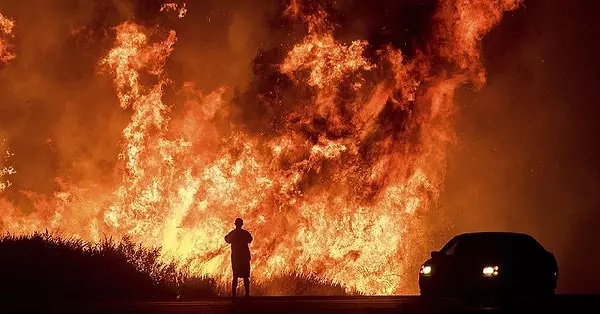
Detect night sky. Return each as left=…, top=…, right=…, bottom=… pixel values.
left=443, top=0, right=600, bottom=294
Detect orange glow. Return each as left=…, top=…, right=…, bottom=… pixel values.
left=161, top=2, right=188, bottom=19
left=0, top=1, right=522, bottom=294
left=435, top=0, right=523, bottom=87
left=283, top=0, right=301, bottom=19
left=0, top=11, right=15, bottom=193
left=0, top=140, right=15, bottom=193
left=0, top=13, right=15, bottom=64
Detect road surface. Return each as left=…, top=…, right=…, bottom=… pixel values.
left=1, top=295, right=598, bottom=313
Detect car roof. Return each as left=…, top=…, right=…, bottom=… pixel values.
left=456, top=231, right=533, bottom=238
left=451, top=232, right=541, bottom=245
left=443, top=232, right=547, bottom=254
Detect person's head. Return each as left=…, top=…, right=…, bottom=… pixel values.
left=234, top=218, right=243, bottom=229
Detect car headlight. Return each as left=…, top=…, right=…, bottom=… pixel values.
left=482, top=265, right=499, bottom=277
left=420, top=265, right=432, bottom=276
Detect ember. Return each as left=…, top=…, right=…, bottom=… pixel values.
left=0, top=13, right=15, bottom=63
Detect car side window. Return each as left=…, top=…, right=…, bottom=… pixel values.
left=515, top=236, right=545, bottom=255
left=442, top=238, right=460, bottom=255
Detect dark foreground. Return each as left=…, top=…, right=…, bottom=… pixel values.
left=1, top=295, right=598, bottom=314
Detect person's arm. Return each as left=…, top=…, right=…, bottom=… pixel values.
left=225, top=231, right=232, bottom=244
left=247, top=231, right=253, bottom=244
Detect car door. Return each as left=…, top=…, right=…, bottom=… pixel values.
left=435, top=237, right=462, bottom=295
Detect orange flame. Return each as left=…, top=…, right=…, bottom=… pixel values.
left=0, top=12, right=15, bottom=193
left=0, top=1, right=522, bottom=294
left=0, top=13, right=15, bottom=64
left=435, top=0, right=524, bottom=87
left=161, top=2, right=188, bottom=19
left=0, top=140, right=15, bottom=193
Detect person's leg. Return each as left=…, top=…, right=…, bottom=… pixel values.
left=243, top=277, right=250, bottom=297
left=231, top=277, right=238, bottom=298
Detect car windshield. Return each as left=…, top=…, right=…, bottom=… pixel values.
left=443, top=233, right=544, bottom=257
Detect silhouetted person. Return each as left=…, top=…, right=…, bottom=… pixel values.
left=225, top=218, right=253, bottom=298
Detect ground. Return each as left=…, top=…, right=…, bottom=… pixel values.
left=1, top=295, right=597, bottom=314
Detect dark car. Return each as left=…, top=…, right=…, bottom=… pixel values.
left=418, top=232, right=558, bottom=300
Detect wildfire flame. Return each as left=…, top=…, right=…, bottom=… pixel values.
left=0, top=1, right=522, bottom=294
left=0, top=13, right=15, bottom=64
left=160, top=2, right=188, bottom=19
left=0, top=141, right=15, bottom=193
left=0, top=11, right=15, bottom=193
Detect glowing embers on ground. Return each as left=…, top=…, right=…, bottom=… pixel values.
left=0, top=0, right=523, bottom=295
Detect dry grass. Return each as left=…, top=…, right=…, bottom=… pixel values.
left=0, top=232, right=353, bottom=301
left=251, top=272, right=359, bottom=296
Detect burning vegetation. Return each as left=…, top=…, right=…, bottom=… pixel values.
left=0, top=0, right=521, bottom=295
